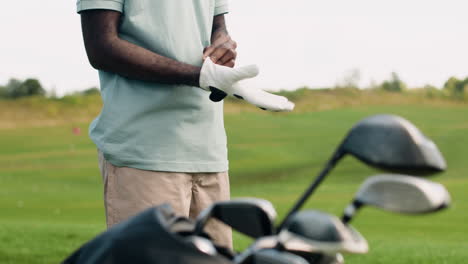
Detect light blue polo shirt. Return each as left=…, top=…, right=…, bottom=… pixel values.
left=77, top=0, right=229, bottom=172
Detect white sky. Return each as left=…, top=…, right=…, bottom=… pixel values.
left=1, top=0, right=467, bottom=95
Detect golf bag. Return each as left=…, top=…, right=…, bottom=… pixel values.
left=61, top=204, right=232, bottom=264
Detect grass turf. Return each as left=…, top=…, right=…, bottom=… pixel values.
left=0, top=104, right=467, bottom=263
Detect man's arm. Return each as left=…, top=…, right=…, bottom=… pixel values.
left=203, top=15, right=237, bottom=68
left=80, top=10, right=200, bottom=87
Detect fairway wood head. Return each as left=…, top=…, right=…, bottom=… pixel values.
left=343, top=174, right=450, bottom=221
left=195, top=198, right=277, bottom=239
left=338, top=114, right=446, bottom=175
left=184, top=236, right=218, bottom=256
left=278, top=210, right=368, bottom=254
left=250, top=249, right=309, bottom=264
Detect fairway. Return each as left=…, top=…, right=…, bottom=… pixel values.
left=1, top=104, right=467, bottom=263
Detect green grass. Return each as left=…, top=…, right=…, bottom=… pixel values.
left=1, top=104, right=468, bottom=263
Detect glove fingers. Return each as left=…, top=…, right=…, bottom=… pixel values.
left=243, top=89, right=295, bottom=112
left=256, top=100, right=295, bottom=112
left=231, top=64, right=259, bottom=82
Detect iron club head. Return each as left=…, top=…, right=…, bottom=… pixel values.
left=194, top=198, right=277, bottom=239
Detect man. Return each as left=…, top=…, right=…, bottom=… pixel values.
left=77, top=0, right=293, bottom=248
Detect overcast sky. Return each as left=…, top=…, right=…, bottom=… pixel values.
left=1, top=0, right=467, bottom=96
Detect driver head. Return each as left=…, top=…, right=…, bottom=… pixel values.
left=339, top=114, right=446, bottom=175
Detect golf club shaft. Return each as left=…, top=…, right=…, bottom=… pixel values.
left=277, top=152, right=343, bottom=231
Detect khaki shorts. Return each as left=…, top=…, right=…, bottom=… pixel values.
left=97, top=150, right=232, bottom=248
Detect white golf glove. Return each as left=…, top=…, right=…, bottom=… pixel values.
left=199, top=58, right=295, bottom=112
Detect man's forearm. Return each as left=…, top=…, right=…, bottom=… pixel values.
left=91, top=36, right=201, bottom=87
left=81, top=10, right=200, bottom=87
left=204, top=15, right=237, bottom=67
left=211, top=14, right=231, bottom=49
left=212, top=15, right=228, bottom=41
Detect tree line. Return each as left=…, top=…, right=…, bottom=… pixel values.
left=0, top=78, right=99, bottom=99
left=1, top=74, right=467, bottom=100
left=380, top=73, right=468, bottom=99
left=335, top=71, right=468, bottom=99
left=0, top=78, right=46, bottom=99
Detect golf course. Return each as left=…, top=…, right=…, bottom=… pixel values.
left=0, top=91, right=467, bottom=263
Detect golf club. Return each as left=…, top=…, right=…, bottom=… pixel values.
left=235, top=234, right=345, bottom=264
left=193, top=198, right=277, bottom=239
left=183, top=236, right=218, bottom=256
left=278, top=210, right=368, bottom=254
left=246, top=249, right=309, bottom=264
left=342, top=174, right=451, bottom=223
left=235, top=210, right=360, bottom=264
left=278, top=114, right=446, bottom=230
left=289, top=251, right=344, bottom=264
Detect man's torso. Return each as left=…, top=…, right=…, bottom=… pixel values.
left=77, top=0, right=229, bottom=172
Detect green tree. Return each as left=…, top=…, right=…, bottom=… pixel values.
left=0, top=85, right=7, bottom=98
left=463, top=78, right=468, bottom=98
left=10, top=78, right=45, bottom=98
left=443, top=76, right=466, bottom=99
left=4, top=78, right=22, bottom=98
left=81, top=87, right=100, bottom=96
left=381, top=72, right=406, bottom=92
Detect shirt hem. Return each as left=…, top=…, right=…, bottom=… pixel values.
left=214, top=4, right=229, bottom=16
left=103, top=152, right=229, bottom=173
left=77, top=0, right=124, bottom=13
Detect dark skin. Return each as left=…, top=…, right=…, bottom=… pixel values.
left=203, top=16, right=237, bottom=67
left=80, top=10, right=237, bottom=87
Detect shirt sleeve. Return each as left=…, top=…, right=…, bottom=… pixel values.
left=76, top=0, right=124, bottom=14
left=214, top=0, right=229, bottom=16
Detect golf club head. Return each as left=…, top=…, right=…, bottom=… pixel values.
left=343, top=174, right=450, bottom=222
left=195, top=198, right=277, bottom=239
left=338, top=114, right=446, bottom=175
left=278, top=210, right=368, bottom=254
left=316, top=253, right=344, bottom=264
left=290, top=251, right=344, bottom=264
left=184, top=236, right=218, bottom=256
left=250, top=249, right=309, bottom=264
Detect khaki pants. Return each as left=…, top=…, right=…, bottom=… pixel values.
left=97, top=151, right=232, bottom=248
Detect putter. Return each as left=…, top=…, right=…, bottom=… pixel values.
left=278, top=114, right=446, bottom=230
left=342, top=174, right=451, bottom=223
left=194, top=198, right=277, bottom=239
left=278, top=210, right=368, bottom=254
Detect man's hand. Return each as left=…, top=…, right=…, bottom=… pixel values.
left=203, top=33, right=237, bottom=68
left=199, top=58, right=295, bottom=112
left=201, top=15, right=294, bottom=111
left=203, top=15, right=237, bottom=68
